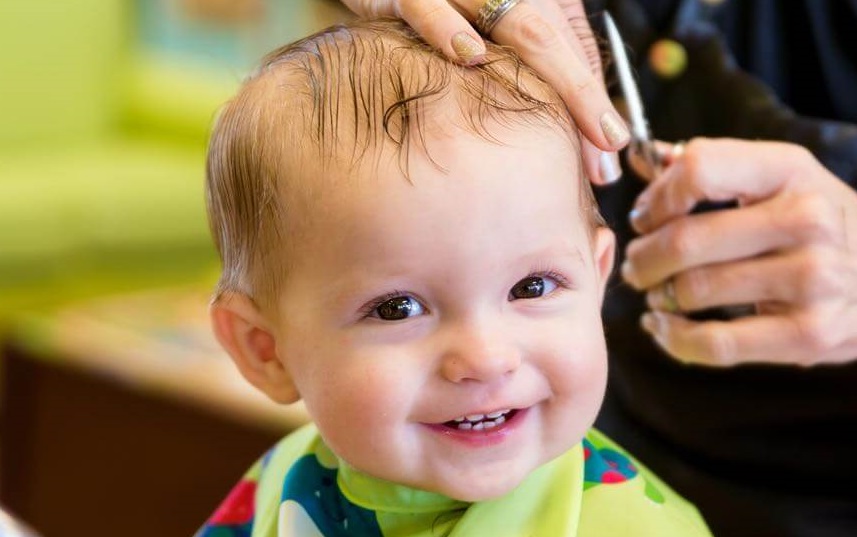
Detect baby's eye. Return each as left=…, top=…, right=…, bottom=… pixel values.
left=372, top=296, right=425, bottom=321
left=510, top=275, right=559, bottom=300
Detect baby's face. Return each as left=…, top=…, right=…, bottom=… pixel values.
left=271, top=123, right=614, bottom=501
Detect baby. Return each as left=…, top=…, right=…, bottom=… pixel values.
left=197, top=18, right=710, bottom=537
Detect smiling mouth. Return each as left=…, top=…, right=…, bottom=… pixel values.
left=443, top=409, right=518, bottom=431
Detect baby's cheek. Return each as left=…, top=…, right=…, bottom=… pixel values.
left=312, top=374, right=416, bottom=475
left=545, top=328, right=608, bottom=407
left=541, top=346, right=607, bottom=454
left=547, top=315, right=606, bottom=365
left=313, top=365, right=407, bottom=436
left=570, top=349, right=607, bottom=396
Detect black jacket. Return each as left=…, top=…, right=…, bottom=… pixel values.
left=590, top=1, right=857, bottom=536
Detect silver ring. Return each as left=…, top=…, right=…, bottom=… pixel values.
left=663, top=278, right=680, bottom=313
left=476, top=0, right=522, bottom=35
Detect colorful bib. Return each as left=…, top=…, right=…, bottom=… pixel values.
left=196, top=426, right=711, bottom=536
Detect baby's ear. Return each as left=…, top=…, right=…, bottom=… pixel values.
left=210, top=293, right=300, bottom=404
left=593, top=227, right=617, bottom=301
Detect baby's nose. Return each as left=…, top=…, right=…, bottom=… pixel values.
left=440, top=322, right=521, bottom=383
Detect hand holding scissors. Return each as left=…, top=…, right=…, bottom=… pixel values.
left=604, top=13, right=857, bottom=367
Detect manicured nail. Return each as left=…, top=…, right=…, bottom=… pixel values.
left=628, top=203, right=648, bottom=232
left=620, top=259, right=634, bottom=284
left=600, top=110, right=631, bottom=147
left=640, top=312, right=656, bottom=333
left=646, top=288, right=664, bottom=310
left=451, top=32, right=485, bottom=65
left=599, top=151, right=622, bottom=183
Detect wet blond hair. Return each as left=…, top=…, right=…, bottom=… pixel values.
left=206, top=18, right=604, bottom=309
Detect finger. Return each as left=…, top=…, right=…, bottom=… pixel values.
left=623, top=199, right=793, bottom=289
left=627, top=188, right=848, bottom=290
left=396, top=0, right=487, bottom=65
left=645, top=246, right=848, bottom=312
left=542, top=1, right=619, bottom=184
left=580, top=139, right=601, bottom=185
left=487, top=2, right=630, bottom=151
left=339, top=0, right=396, bottom=17
left=625, top=188, right=849, bottom=290
left=630, top=138, right=817, bottom=232
left=530, top=0, right=598, bottom=75
left=640, top=309, right=855, bottom=367
left=581, top=141, right=622, bottom=185
left=505, top=0, right=619, bottom=184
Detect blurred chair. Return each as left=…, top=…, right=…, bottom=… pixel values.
left=0, top=0, right=352, bottom=317
left=0, top=0, right=218, bottom=316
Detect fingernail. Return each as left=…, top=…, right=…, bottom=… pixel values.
left=646, top=288, right=664, bottom=310
left=628, top=203, right=648, bottom=232
left=640, top=312, right=656, bottom=333
left=620, top=259, right=635, bottom=285
left=599, top=151, right=622, bottom=183
left=600, top=110, right=630, bottom=147
left=451, top=32, right=485, bottom=65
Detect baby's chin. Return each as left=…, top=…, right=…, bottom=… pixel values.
left=418, top=436, right=586, bottom=502
left=414, top=458, right=550, bottom=503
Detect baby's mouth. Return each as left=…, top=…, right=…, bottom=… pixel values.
left=443, top=409, right=518, bottom=431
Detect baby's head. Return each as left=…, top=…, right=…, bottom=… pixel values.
left=208, top=19, right=615, bottom=501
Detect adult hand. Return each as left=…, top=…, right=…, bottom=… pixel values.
left=622, top=138, right=857, bottom=367
left=339, top=0, right=630, bottom=184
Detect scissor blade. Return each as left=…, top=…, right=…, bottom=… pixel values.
left=603, top=12, right=649, bottom=143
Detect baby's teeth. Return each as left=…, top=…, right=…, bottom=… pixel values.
left=450, top=409, right=514, bottom=430
left=453, top=413, right=509, bottom=431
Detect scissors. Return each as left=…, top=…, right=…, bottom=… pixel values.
left=604, top=14, right=758, bottom=320
left=603, top=12, right=662, bottom=177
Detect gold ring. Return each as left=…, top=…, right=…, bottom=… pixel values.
left=663, top=278, right=680, bottom=313
left=476, top=0, right=522, bottom=35
left=671, top=141, right=686, bottom=159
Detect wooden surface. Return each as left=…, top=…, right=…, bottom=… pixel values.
left=0, top=288, right=310, bottom=536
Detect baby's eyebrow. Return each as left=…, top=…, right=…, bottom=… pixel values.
left=519, top=245, right=586, bottom=267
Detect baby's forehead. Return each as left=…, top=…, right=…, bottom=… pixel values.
left=237, top=20, right=586, bottom=225
left=283, top=125, right=583, bottom=237
left=275, top=132, right=587, bottom=260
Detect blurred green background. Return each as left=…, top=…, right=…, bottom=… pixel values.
left=0, top=3, right=356, bottom=534
left=0, top=0, right=352, bottom=320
